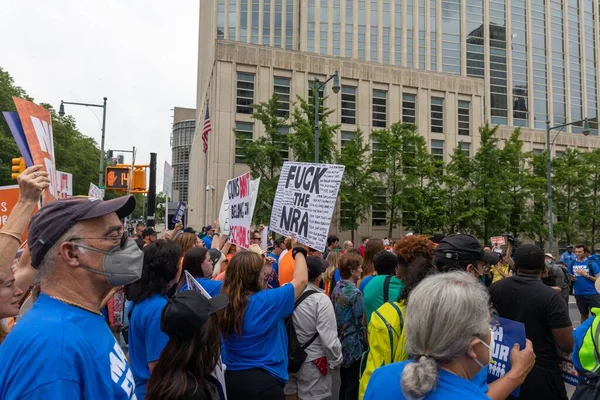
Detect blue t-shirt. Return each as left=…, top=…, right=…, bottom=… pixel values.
left=179, top=277, right=223, bottom=297
left=561, top=251, right=576, bottom=265
left=0, top=294, right=136, bottom=399
left=364, top=360, right=489, bottom=400
left=222, top=283, right=295, bottom=383
left=268, top=252, right=280, bottom=274
left=128, top=294, right=170, bottom=399
left=203, top=235, right=213, bottom=249
left=359, top=275, right=376, bottom=293
left=569, top=258, right=600, bottom=295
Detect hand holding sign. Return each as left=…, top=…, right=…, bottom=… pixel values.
left=18, top=165, right=50, bottom=204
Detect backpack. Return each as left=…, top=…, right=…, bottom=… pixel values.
left=286, top=290, right=319, bottom=373
left=358, top=300, right=406, bottom=400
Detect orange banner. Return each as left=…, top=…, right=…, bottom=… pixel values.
left=0, top=185, right=38, bottom=240
left=13, top=97, right=58, bottom=204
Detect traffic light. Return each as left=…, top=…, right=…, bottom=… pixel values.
left=132, top=168, right=146, bottom=191
left=11, top=157, right=26, bottom=180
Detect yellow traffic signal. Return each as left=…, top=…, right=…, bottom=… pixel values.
left=11, top=157, right=26, bottom=180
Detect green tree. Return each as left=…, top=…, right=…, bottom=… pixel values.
left=235, top=95, right=288, bottom=224
left=288, top=89, right=340, bottom=163
left=580, top=149, right=600, bottom=245
left=370, top=122, right=422, bottom=238
left=442, top=146, right=478, bottom=234
left=522, top=151, right=550, bottom=247
left=335, top=128, right=376, bottom=242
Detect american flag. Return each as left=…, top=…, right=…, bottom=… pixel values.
left=202, top=102, right=211, bottom=153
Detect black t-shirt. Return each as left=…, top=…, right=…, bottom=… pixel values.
left=489, top=275, right=572, bottom=371
left=183, top=375, right=221, bottom=400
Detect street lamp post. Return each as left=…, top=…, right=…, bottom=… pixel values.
left=59, top=97, right=108, bottom=187
left=313, top=71, right=341, bottom=162
left=546, top=118, right=590, bottom=255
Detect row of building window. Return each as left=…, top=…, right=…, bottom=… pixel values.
left=235, top=72, right=471, bottom=134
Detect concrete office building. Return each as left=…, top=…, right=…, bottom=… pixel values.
left=171, top=107, right=196, bottom=203
left=188, top=0, right=600, bottom=238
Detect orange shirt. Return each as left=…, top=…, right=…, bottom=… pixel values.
left=278, top=250, right=296, bottom=285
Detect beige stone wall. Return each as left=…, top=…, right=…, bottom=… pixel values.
left=173, top=107, right=196, bottom=124
left=188, top=41, right=600, bottom=238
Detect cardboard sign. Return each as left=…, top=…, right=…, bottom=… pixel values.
left=490, top=236, right=506, bottom=246
left=558, top=349, right=579, bottom=386
left=3, top=111, right=34, bottom=167
left=487, top=316, right=526, bottom=397
left=13, top=97, right=58, bottom=203
left=163, top=161, right=174, bottom=198
left=56, top=171, right=73, bottom=199
left=172, top=201, right=186, bottom=224
left=0, top=185, right=37, bottom=241
left=227, top=172, right=252, bottom=249
left=270, top=162, right=344, bottom=252
left=218, top=177, right=260, bottom=236
left=88, top=182, right=105, bottom=200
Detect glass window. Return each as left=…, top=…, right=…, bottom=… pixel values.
left=273, top=76, right=291, bottom=118
left=512, top=0, right=528, bottom=126
left=407, top=0, right=414, bottom=67
left=431, top=139, right=444, bottom=171
left=458, top=100, right=470, bottom=136
left=217, top=0, right=226, bottom=39
left=228, top=0, right=237, bottom=39
left=383, top=27, right=390, bottom=63
left=555, top=150, right=564, bottom=159
left=320, top=22, right=328, bottom=53
left=236, top=72, right=255, bottom=114
left=531, top=0, right=547, bottom=128
left=358, top=26, right=366, bottom=59
left=460, top=142, right=471, bottom=157
left=333, top=23, right=341, bottom=56
left=278, top=126, right=290, bottom=160
left=402, top=93, right=417, bottom=125
left=489, top=0, right=507, bottom=124
left=373, top=89, right=387, bottom=127
left=286, top=0, right=294, bottom=49
left=431, top=97, right=444, bottom=133
left=394, top=0, right=402, bottom=66
left=251, top=0, right=259, bottom=43
left=341, top=130, right=355, bottom=149
left=263, top=0, right=271, bottom=44
left=274, top=0, right=282, bottom=46
left=466, top=0, right=484, bottom=78
left=308, top=22, right=315, bottom=52
left=341, top=86, right=357, bottom=124
left=584, top=0, right=598, bottom=134
left=372, top=187, right=387, bottom=226
left=550, top=0, right=566, bottom=125
left=240, top=0, right=249, bottom=42
left=418, top=0, right=425, bottom=69
left=568, top=0, right=583, bottom=131
left=345, top=25, right=354, bottom=57
left=430, top=0, right=437, bottom=70
left=235, top=122, right=253, bottom=163
left=371, top=26, right=379, bottom=62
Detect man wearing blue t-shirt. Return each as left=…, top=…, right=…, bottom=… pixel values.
left=561, top=245, right=576, bottom=265
left=569, top=244, right=600, bottom=323
left=0, top=195, right=143, bottom=399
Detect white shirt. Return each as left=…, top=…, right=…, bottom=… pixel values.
left=292, top=283, right=343, bottom=368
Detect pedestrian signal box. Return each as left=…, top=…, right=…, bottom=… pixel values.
left=11, top=157, right=26, bottom=180
left=105, top=165, right=148, bottom=193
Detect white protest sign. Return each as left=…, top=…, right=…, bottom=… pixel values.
left=163, top=161, right=174, bottom=198
left=88, top=182, right=105, bottom=200
left=270, top=162, right=344, bottom=252
left=56, top=170, right=73, bottom=199
left=219, top=177, right=260, bottom=237
left=227, top=172, right=253, bottom=248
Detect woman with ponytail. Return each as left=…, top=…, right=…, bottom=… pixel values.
left=364, top=272, right=496, bottom=400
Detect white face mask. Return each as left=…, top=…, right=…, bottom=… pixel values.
left=473, top=328, right=495, bottom=369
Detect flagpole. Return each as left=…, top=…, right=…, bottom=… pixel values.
left=203, top=146, right=208, bottom=225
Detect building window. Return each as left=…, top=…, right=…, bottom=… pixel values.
left=466, top=0, right=484, bottom=78
left=458, top=100, right=470, bottom=136
left=286, top=0, right=294, bottom=49
left=341, top=130, right=354, bottom=149
left=372, top=187, right=387, bottom=226
left=273, top=76, right=291, bottom=118
left=431, top=97, right=444, bottom=133
left=251, top=0, right=259, bottom=43
left=489, top=0, right=508, bottom=125
left=340, top=199, right=353, bottom=225
left=274, top=0, right=282, bottom=46
left=431, top=139, right=444, bottom=172
left=555, top=150, right=564, bottom=159
left=240, top=0, right=249, bottom=42
left=228, top=0, right=237, bottom=39
left=460, top=142, right=471, bottom=157
left=235, top=122, right=253, bottom=163
left=217, top=0, right=226, bottom=39
left=533, top=148, right=543, bottom=156
left=278, top=126, right=290, bottom=160
left=263, top=0, right=271, bottom=45
left=442, top=0, right=461, bottom=74
left=402, top=93, right=417, bottom=125
left=236, top=72, right=255, bottom=114
left=512, top=0, right=529, bottom=126
left=531, top=0, right=547, bottom=128
left=372, top=89, right=387, bottom=127
left=341, top=86, right=357, bottom=124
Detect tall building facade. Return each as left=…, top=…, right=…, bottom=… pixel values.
left=188, top=0, right=600, bottom=238
left=171, top=107, right=196, bottom=203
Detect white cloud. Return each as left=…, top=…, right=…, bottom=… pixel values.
left=0, top=0, right=199, bottom=189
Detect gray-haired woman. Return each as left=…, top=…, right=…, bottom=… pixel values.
left=364, top=271, right=531, bottom=400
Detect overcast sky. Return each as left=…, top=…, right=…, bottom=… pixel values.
left=0, top=0, right=199, bottom=189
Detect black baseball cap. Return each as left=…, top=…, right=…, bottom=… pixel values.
left=161, top=291, right=228, bottom=338
left=183, top=227, right=196, bottom=234
left=307, top=256, right=327, bottom=280
left=142, top=227, right=157, bottom=238
left=436, top=234, right=499, bottom=265
left=28, top=195, right=136, bottom=268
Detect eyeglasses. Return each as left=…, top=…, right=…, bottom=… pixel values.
left=251, top=237, right=261, bottom=241
left=70, top=230, right=128, bottom=250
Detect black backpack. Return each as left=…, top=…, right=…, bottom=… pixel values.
left=286, top=290, right=318, bottom=373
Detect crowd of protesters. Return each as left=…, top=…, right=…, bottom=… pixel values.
left=3, top=170, right=600, bottom=399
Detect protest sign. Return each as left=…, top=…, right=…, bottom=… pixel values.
left=163, top=161, right=174, bottom=198
left=487, top=316, right=526, bottom=397
left=218, top=177, right=260, bottom=236
left=88, top=182, right=105, bottom=200
left=0, top=185, right=37, bottom=239
left=3, top=111, right=34, bottom=167
left=490, top=236, right=506, bottom=246
left=56, top=171, right=73, bottom=199
left=226, top=172, right=253, bottom=248
left=172, top=201, right=186, bottom=224
left=13, top=97, right=58, bottom=203
left=270, top=162, right=344, bottom=252
left=558, top=349, right=579, bottom=386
